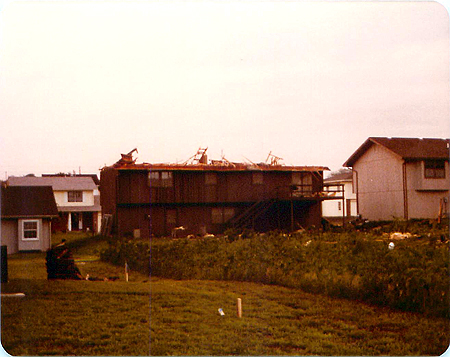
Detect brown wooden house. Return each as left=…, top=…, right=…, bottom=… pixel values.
left=100, top=150, right=333, bottom=238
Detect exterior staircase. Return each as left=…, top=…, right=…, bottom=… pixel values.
left=227, top=199, right=276, bottom=230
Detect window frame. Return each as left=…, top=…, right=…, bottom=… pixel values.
left=161, top=171, right=173, bottom=187
left=149, top=171, right=160, bottom=187
left=148, top=171, right=173, bottom=187
left=68, top=190, right=83, bottom=202
left=424, top=160, right=446, bottom=179
left=22, top=219, right=39, bottom=241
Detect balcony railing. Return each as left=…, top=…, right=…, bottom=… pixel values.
left=275, top=183, right=345, bottom=200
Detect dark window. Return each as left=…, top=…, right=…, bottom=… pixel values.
left=212, top=208, right=235, bottom=224
left=211, top=208, right=223, bottom=224
left=205, top=172, right=217, bottom=185
left=68, top=191, right=83, bottom=202
left=161, top=171, right=173, bottom=187
left=149, top=171, right=160, bottom=187
left=252, top=172, right=263, bottom=185
left=148, top=171, right=173, bottom=187
left=424, top=160, right=445, bottom=179
left=166, top=209, right=177, bottom=225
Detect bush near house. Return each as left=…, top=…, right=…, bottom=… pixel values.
left=101, top=220, right=449, bottom=318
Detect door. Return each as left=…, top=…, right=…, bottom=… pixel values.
left=71, top=213, right=82, bottom=231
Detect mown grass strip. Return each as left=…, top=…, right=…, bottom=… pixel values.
left=149, top=278, right=449, bottom=356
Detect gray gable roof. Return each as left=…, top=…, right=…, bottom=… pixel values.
left=324, top=170, right=353, bottom=182
left=7, top=176, right=97, bottom=191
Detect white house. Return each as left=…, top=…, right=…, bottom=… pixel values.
left=7, top=176, right=102, bottom=233
left=322, top=170, right=357, bottom=224
left=343, top=137, right=449, bottom=221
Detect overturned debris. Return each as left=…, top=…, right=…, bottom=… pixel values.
left=46, top=240, right=83, bottom=280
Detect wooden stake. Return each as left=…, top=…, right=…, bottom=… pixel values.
left=237, top=298, right=242, bottom=318
left=125, top=262, right=129, bottom=282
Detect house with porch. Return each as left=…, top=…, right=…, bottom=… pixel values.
left=343, top=137, right=449, bottom=221
left=7, top=175, right=101, bottom=233
left=322, top=169, right=357, bottom=225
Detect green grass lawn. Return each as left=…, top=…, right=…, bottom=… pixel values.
left=150, top=279, right=449, bottom=356
left=1, top=233, right=449, bottom=355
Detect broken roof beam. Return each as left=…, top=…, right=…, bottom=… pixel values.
left=114, top=148, right=138, bottom=167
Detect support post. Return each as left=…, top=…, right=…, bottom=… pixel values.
left=237, top=298, right=242, bottom=318
left=290, top=190, right=294, bottom=232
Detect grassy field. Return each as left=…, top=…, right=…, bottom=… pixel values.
left=1, top=234, right=151, bottom=356
left=106, top=224, right=450, bottom=317
left=1, top=232, right=449, bottom=355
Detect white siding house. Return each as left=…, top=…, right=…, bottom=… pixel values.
left=344, top=137, right=449, bottom=221
left=322, top=170, right=357, bottom=224
left=7, top=176, right=102, bottom=233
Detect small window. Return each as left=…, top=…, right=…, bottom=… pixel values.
left=68, top=191, right=83, bottom=202
left=252, top=172, right=263, bottom=185
left=148, top=171, right=173, bottom=187
left=425, top=160, right=445, bottom=179
left=149, top=171, right=160, bottom=187
left=161, top=171, right=173, bottom=187
left=211, top=208, right=223, bottom=224
left=224, top=208, right=235, bottom=222
left=205, top=172, right=217, bottom=185
left=23, top=220, right=38, bottom=240
left=292, top=172, right=302, bottom=185
left=166, top=209, right=177, bottom=225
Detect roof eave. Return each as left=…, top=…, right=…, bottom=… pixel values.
left=344, top=137, right=408, bottom=167
left=343, top=138, right=375, bottom=167
left=1, top=215, right=59, bottom=219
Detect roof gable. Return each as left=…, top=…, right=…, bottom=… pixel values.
left=344, top=137, right=450, bottom=167
left=7, top=176, right=98, bottom=191
left=1, top=186, right=58, bottom=218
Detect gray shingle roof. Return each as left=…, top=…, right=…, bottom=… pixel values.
left=324, top=170, right=353, bottom=182
left=7, top=176, right=97, bottom=191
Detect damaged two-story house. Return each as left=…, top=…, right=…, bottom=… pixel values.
left=100, top=149, right=338, bottom=238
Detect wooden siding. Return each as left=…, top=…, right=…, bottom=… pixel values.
left=100, top=166, right=325, bottom=237
left=100, top=168, right=118, bottom=215
left=111, top=169, right=323, bottom=205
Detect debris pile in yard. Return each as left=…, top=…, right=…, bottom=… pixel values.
left=45, top=240, right=83, bottom=280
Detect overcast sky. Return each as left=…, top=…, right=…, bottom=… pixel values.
left=0, top=0, right=449, bottom=178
